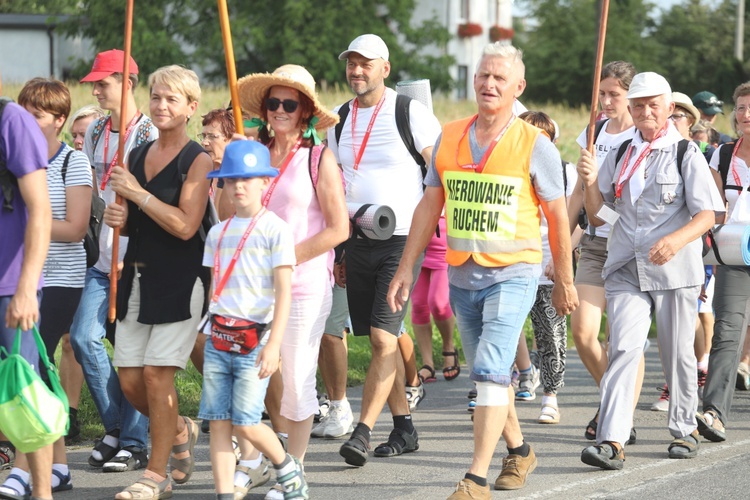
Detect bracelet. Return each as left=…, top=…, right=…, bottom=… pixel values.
left=139, top=194, right=153, bottom=211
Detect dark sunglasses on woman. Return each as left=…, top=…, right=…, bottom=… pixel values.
left=266, top=98, right=299, bottom=113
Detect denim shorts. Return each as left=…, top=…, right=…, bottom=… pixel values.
left=450, top=277, right=538, bottom=386
left=198, top=338, right=269, bottom=426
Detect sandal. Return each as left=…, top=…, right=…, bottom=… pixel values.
left=418, top=364, right=437, bottom=384
left=339, top=433, right=370, bottom=467
left=627, top=427, right=636, bottom=446
left=538, top=404, right=560, bottom=424
left=115, top=476, right=172, bottom=499
left=442, top=351, right=461, bottom=381
left=169, top=416, right=198, bottom=484
left=696, top=410, right=726, bottom=442
left=51, top=469, right=73, bottom=493
left=581, top=441, right=625, bottom=470
left=0, top=473, right=31, bottom=500
left=584, top=409, right=599, bottom=440
left=373, top=427, right=419, bottom=457
left=88, top=435, right=120, bottom=467
left=668, top=430, right=700, bottom=459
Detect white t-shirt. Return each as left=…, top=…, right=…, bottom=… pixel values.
left=539, top=161, right=577, bottom=286
left=328, top=88, right=442, bottom=235
left=576, top=121, right=636, bottom=238
left=202, top=212, right=296, bottom=325
left=710, top=144, right=749, bottom=217
left=43, top=143, right=93, bottom=288
left=82, top=114, right=159, bottom=274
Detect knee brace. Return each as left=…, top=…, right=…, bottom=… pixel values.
left=475, top=381, right=510, bottom=406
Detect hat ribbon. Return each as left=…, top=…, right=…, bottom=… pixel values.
left=244, top=117, right=267, bottom=130
left=303, top=116, right=322, bottom=145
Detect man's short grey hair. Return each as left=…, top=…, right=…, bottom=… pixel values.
left=475, top=43, right=524, bottom=74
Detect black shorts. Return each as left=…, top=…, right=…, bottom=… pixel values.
left=345, top=235, right=423, bottom=336
left=39, top=286, right=83, bottom=361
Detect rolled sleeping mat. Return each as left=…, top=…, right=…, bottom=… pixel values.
left=396, top=79, right=433, bottom=112
left=703, top=224, right=750, bottom=265
left=347, top=202, right=396, bottom=240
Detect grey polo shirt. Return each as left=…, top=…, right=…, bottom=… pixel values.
left=598, top=139, right=724, bottom=291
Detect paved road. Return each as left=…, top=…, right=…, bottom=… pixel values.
left=4, top=347, right=749, bottom=499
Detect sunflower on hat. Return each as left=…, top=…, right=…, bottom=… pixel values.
left=237, top=64, right=338, bottom=143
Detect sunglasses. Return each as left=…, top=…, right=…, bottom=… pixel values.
left=266, top=98, right=299, bottom=113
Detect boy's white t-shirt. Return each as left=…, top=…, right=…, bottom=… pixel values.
left=202, top=211, right=296, bottom=325
left=576, top=122, right=636, bottom=239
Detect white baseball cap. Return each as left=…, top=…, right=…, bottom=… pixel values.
left=338, top=34, right=389, bottom=61
left=627, top=72, right=672, bottom=99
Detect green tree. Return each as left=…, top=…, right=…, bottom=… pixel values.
left=652, top=0, right=748, bottom=102
left=0, top=0, right=79, bottom=14
left=517, top=0, right=660, bottom=105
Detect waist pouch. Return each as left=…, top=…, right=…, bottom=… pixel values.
left=210, top=314, right=267, bottom=354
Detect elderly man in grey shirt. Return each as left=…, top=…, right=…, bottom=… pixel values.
left=577, top=72, right=724, bottom=470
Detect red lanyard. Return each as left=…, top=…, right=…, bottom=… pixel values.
left=211, top=208, right=267, bottom=304
left=615, top=124, right=668, bottom=199
left=455, top=115, right=515, bottom=174
left=100, top=113, right=142, bottom=190
left=262, top=139, right=302, bottom=207
left=351, top=93, right=386, bottom=170
left=730, top=137, right=746, bottom=187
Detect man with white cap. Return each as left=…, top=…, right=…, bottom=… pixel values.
left=577, top=72, right=724, bottom=469
left=328, top=33, right=441, bottom=467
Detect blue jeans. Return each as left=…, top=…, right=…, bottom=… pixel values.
left=69, top=267, right=148, bottom=449
left=450, top=278, right=538, bottom=386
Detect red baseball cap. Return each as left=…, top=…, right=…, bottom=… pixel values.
left=80, top=49, right=139, bottom=83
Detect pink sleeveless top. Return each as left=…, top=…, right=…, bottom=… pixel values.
left=264, top=146, right=333, bottom=296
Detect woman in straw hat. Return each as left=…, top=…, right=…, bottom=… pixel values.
left=233, top=64, right=348, bottom=499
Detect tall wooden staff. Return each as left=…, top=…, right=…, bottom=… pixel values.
left=109, top=0, right=135, bottom=323
left=217, top=0, right=244, bottom=136
left=586, top=0, right=611, bottom=153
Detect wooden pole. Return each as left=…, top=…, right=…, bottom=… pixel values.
left=586, top=0, right=610, bottom=153
left=217, top=0, right=244, bottom=136
left=109, top=0, right=134, bottom=323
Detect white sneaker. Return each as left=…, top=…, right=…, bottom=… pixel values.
left=651, top=384, right=670, bottom=412
left=321, top=401, right=354, bottom=439
left=515, top=365, right=540, bottom=401
left=406, top=382, right=425, bottom=410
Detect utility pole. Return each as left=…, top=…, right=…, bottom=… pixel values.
left=737, top=0, right=745, bottom=61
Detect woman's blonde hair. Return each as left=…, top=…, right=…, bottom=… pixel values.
left=148, top=65, right=201, bottom=103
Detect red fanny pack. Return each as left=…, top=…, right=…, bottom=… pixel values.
left=210, top=315, right=267, bottom=354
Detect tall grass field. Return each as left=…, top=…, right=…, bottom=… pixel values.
left=2, top=81, right=730, bottom=439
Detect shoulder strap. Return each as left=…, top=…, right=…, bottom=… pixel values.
left=718, top=142, right=735, bottom=190
left=133, top=117, right=153, bottom=148
left=308, top=144, right=325, bottom=191
left=675, top=139, right=689, bottom=177
left=60, top=150, right=74, bottom=183
left=334, top=101, right=351, bottom=146
left=615, top=138, right=633, bottom=166
left=594, top=119, right=607, bottom=142
left=91, top=116, right=109, bottom=152
left=561, top=159, right=568, bottom=194
left=176, top=142, right=215, bottom=242
left=395, top=94, right=426, bottom=175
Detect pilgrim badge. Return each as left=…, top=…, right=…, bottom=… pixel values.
left=663, top=191, right=676, bottom=204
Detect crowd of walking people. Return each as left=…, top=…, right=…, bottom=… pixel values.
left=1, top=33, right=750, bottom=500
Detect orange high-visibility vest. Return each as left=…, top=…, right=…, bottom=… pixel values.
left=435, top=116, right=542, bottom=267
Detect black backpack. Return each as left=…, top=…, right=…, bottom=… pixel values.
left=60, top=150, right=105, bottom=267
left=716, top=142, right=743, bottom=193
left=614, top=138, right=690, bottom=176
left=0, top=97, right=19, bottom=212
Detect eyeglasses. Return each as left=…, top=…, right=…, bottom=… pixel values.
left=266, top=98, right=299, bottom=113
left=669, top=113, right=688, bottom=121
left=198, top=132, right=223, bottom=141
left=735, top=106, right=750, bottom=115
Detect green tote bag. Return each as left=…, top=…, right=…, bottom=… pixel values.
left=0, top=326, right=69, bottom=453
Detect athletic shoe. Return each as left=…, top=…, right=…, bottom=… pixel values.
left=275, top=455, right=308, bottom=499
left=515, top=365, right=540, bottom=401
left=651, top=384, right=670, bottom=412
left=201, top=419, right=210, bottom=434
left=102, top=446, right=148, bottom=473
left=697, top=368, right=708, bottom=401
left=311, top=401, right=354, bottom=438
left=0, top=443, right=14, bottom=470
left=406, top=382, right=425, bottom=411
left=737, top=362, right=750, bottom=391
left=313, top=394, right=330, bottom=424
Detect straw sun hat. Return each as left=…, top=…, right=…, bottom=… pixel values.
left=237, top=64, right=339, bottom=133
